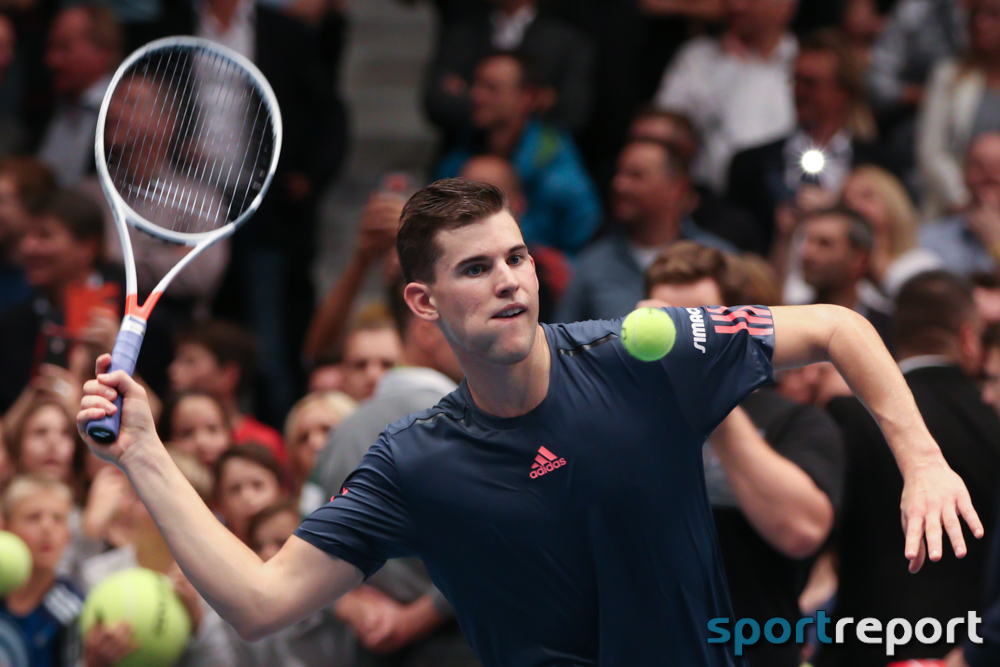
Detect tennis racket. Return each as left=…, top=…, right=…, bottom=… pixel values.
left=85, top=36, right=282, bottom=443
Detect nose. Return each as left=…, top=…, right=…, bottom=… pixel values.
left=494, top=260, right=518, bottom=297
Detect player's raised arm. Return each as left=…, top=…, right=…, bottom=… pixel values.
left=77, top=354, right=363, bottom=640
left=769, top=304, right=984, bottom=572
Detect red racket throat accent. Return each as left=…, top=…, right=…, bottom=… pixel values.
left=125, top=291, right=163, bottom=322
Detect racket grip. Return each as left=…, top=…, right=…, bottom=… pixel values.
left=86, top=318, right=146, bottom=444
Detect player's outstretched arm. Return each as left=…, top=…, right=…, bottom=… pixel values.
left=770, top=304, right=984, bottom=573
left=76, top=354, right=363, bottom=640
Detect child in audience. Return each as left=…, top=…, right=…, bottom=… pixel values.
left=0, top=475, right=83, bottom=666
left=6, top=398, right=84, bottom=489
left=213, top=444, right=286, bottom=543
left=160, top=391, right=233, bottom=469
left=168, top=321, right=286, bottom=462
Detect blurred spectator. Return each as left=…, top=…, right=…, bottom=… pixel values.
left=187, top=0, right=349, bottom=427
left=842, top=165, right=942, bottom=295
left=337, top=306, right=404, bottom=403
left=169, top=321, right=286, bottom=463
left=842, top=0, right=887, bottom=68
left=654, top=0, right=799, bottom=193
left=799, top=207, right=895, bottom=344
left=643, top=241, right=843, bottom=667
left=231, top=499, right=357, bottom=667
left=981, top=322, right=1000, bottom=416
left=0, top=189, right=126, bottom=415
left=80, top=450, right=237, bottom=667
left=872, top=0, right=968, bottom=195
left=313, top=280, right=474, bottom=665
left=37, top=4, right=121, bottom=186
left=424, top=0, right=594, bottom=142
left=213, top=443, right=286, bottom=544
left=0, top=155, right=55, bottom=314
left=918, top=0, right=1000, bottom=216
left=435, top=52, right=602, bottom=255
left=628, top=107, right=764, bottom=252
left=282, top=390, right=356, bottom=513
left=819, top=271, right=1000, bottom=667
left=0, top=14, right=26, bottom=157
left=728, top=29, right=885, bottom=255
left=972, top=270, right=1000, bottom=321
left=0, top=421, right=11, bottom=491
left=160, top=391, right=233, bottom=470
left=5, top=397, right=83, bottom=490
left=0, top=476, right=82, bottom=666
left=555, top=139, right=734, bottom=323
left=304, top=188, right=405, bottom=366
left=921, top=131, right=1000, bottom=274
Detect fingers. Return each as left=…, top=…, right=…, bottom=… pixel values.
left=909, top=540, right=926, bottom=574
left=924, top=509, right=943, bottom=562
left=942, top=504, right=966, bottom=559
left=94, top=353, right=111, bottom=376
left=903, top=512, right=923, bottom=563
left=958, top=493, right=985, bottom=539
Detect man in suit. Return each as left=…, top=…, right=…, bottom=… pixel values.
left=423, top=0, right=594, bottom=144
left=728, top=29, right=887, bottom=256
left=183, top=0, right=348, bottom=425
left=817, top=270, right=1000, bottom=667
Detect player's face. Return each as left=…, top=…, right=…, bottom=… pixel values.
left=424, top=211, right=540, bottom=366
left=19, top=404, right=76, bottom=484
left=250, top=510, right=299, bottom=562
left=7, top=491, right=72, bottom=572
left=649, top=278, right=724, bottom=309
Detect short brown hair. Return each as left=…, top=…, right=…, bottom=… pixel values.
left=893, top=271, right=977, bottom=356
left=0, top=156, right=56, bottom=210
left=622, top=138, right=690, bottom=178
left=34, top=188, right=105, bottom=242
left=213, top=443, right=288, bottom=494
left=644, top=241, right=741, bottom=305
left=397, top=178, right=511, bottom=283
left=175, top=320, right=257, bottom=395
left=75, top=3, right=123, bottom=63
left=247, top=498, right=300, bottom=550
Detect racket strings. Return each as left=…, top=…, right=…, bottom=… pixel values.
left=103, top=44, right=276, bottom=238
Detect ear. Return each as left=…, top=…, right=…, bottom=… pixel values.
left=959, top=321, right=983, bottom=368
left=404, top=281, right=439, bottom=322
left=219, top=361, right=241, bottom=396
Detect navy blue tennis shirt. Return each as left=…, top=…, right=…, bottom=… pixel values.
left=296, top=306, right=775, bottom=666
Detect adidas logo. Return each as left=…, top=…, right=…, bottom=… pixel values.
left=530, top=446, right=567, bottom=479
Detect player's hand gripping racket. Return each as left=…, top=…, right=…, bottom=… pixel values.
left=86, top=37, right=282, bottom=443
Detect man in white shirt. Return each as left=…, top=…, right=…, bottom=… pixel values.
left=37, top=5, right=121, bottom=186
left=654, top=0, right=799, bottom=194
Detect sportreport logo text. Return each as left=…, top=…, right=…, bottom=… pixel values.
left=708, top=611, right=983, bottom=656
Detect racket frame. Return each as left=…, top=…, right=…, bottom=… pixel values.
left=87, top=36, right=282, bottom=442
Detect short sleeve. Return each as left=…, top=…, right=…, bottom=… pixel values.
left=661, top=306, right=775, bottom=438
left=295, top=437, right=416, bottom=579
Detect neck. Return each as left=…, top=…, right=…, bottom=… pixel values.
left=628, top=212, right=682, bottom=247
left=802, top=115, right=848, bottom=147
left=487, top=117, right=528, bottom=157
left=729, top=28, right=785, bottom=59
left=461, top=325, right=550, bottom=418
left=134, top=529, right=176, bottom=574
left=814, top=281, right=858, bottom=310
left=6, top=570, right=56, bottom=615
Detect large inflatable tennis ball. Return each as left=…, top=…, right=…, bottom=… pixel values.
left=0, top=531, right=32, bottom=595
left=80, top=568, right=191, bottom=667
left=621, top=307, right=677, bottom=362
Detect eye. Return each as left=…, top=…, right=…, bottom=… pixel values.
left=464, top=264, right=485, bottom=277
left=508, top=253, right=524, bottom=265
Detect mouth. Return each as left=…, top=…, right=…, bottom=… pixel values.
left=492, top=304, right=527, bottom=320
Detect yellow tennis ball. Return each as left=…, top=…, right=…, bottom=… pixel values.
left=80, top=568, right=192, bottom=667
left=621, top=307, right=676, bottom=362
left=0, top=531, right=32, bottom=595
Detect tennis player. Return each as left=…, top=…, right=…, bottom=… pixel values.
left=77, top=179, right=982, bottom=666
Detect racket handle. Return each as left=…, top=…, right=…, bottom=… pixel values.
left=86, top=318, right=146, bottom=444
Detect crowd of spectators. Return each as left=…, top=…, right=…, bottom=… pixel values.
left=2, top=0, right=1000, bottom=665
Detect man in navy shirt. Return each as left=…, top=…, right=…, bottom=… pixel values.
left=77, top=179, right=983, bottom=667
